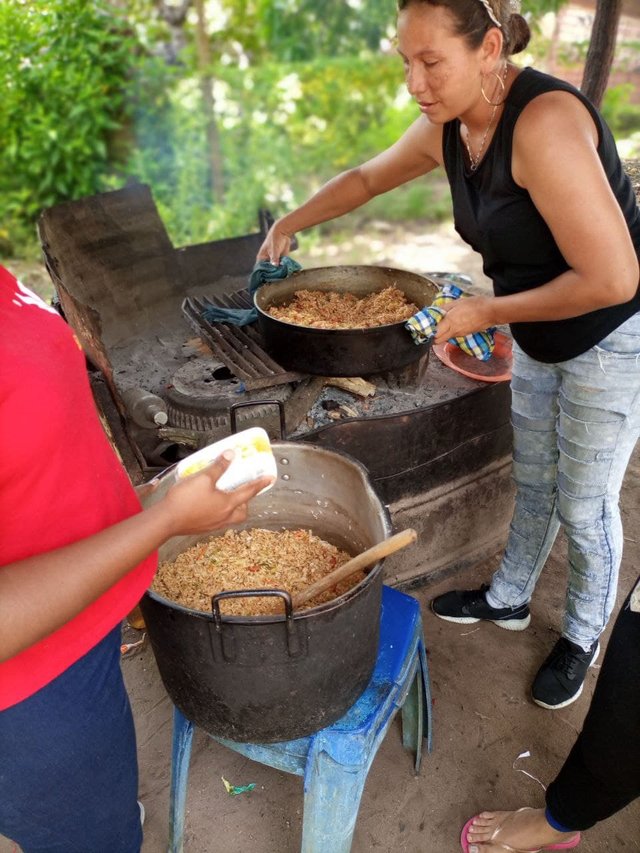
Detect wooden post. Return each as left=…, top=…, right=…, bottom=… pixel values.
left=581, top=0, right=623, bottom=108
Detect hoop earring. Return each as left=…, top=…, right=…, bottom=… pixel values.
left=481, top=65, right=507, bottom=106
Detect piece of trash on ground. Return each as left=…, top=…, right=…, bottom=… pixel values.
left=121, top=633, right=147, bottom=657
left=221, top=776, right=256, bottom=796
left=512, top=750, right=547, bottom=791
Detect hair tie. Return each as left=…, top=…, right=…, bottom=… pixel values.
left=477, top=0, right=502, bottom=28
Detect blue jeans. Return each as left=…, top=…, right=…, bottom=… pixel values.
left=0, top=627, right=142, bottom=853
left=488, top=313, right=640, bottom=649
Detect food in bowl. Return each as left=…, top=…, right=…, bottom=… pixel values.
left=152, top=528, right=361, bottom=616
left=266, top=285, right=419, bottom=329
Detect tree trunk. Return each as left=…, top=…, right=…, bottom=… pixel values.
left=581, top=0, right=622, bottom=108
left=156, top=0, right=191, bottom=62
left=194, top=0, right=225, bottom=205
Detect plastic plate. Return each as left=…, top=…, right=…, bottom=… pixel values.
left=432, top=330, right=513, bottom=383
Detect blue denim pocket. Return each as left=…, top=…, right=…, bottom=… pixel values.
left=594, top=312, right=640, bottom=357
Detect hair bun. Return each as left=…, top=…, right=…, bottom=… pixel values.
left=507, top=12, right=531, bottom=54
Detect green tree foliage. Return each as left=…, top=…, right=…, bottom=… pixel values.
left=3, top=0, right=624, bottom=257
left=0, top=0, right=134, bottom=249
left=124, top=0, right=573, bottom=245
left=522, top=0, right=567, bottom=16
left=127, top=53, right=417, bottom=245
left=248, top=0, right=394, bottom=61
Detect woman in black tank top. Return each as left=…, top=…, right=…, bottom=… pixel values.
left=257, top=1, right=640, bottom=848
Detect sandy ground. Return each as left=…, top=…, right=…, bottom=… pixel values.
left=119, top=451, right=640, bottom=853
left=3, top=225, right=639, bottom=851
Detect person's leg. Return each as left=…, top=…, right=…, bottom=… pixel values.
left=545, top=576, right=640, bottom=829
left=530, top=316, right=640, bottom=708
left=463, top=808, right=578, bottom=852
left=554, top=316, right=640, bottom=650
left=464, top=575, right=640, bottom=851
left=0, top=626, right=142, bottom=853
left=487, top=344, right=562, bottom=608
left=432, top=344, right=562, bottom=627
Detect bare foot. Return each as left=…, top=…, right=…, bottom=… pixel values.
left=465, top=807, right=579, bottom=851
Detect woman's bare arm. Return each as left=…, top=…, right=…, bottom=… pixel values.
left=0, top=454, right=272, bottom=662
left=258, top=115, right=442, bottom=263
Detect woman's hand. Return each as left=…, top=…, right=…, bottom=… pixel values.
left=0, top=453, right=271, bottom=662
left=134, top=480, right=160, bottom=501
left=0, top=450, right=274, bottom=661
left=160, top=451, right=274, bottom=536
left=257, top=222, right=294, bottom=265
left=434, top=295, right=496, bottom=344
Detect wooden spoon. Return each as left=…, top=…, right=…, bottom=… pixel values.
left=291, top=528, right=417, bottom=609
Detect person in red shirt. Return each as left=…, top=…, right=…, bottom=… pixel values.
left=0, top=264, right=272, bottom=852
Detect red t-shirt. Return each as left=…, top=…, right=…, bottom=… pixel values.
left=0, top=266, right=157, bottom=710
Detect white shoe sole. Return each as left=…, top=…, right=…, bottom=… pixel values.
left=435, top=613, right=531, bottom=632
left=534, top=683, right=585, bottom=710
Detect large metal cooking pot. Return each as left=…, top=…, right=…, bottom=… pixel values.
left=140, top=442, right=392, bottom=742
left=254, top=265, right=439, bottom=376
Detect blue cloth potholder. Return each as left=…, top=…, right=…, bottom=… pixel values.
left=201, top=256, right=302, bottom=326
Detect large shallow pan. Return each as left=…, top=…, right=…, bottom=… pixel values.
left=254, top=265, right=438, bottom=376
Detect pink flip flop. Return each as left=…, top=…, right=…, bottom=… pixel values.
left=460, top=815, right=581, bottom=852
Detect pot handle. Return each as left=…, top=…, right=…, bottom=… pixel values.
left=211, top=589, right=303, bottom=659
left=230, top=400, right=286, bottom=439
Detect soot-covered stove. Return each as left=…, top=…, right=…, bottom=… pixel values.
left=38, top=183, right=514, bottom=586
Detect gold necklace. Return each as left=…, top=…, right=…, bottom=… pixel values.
left=464, top=64, right=508, bottom=172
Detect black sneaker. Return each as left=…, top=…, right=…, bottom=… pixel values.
left=431, top=584, right=531, bottom=631
left=532, top=637, right=600, bottom=710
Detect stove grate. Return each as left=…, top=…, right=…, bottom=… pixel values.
left=182, top=291, right=305, bottom=390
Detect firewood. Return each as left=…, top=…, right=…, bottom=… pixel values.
left=324, top=376, right=376, bottom=397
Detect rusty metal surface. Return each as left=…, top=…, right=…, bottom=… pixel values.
left=182, top=294, right=305, bottom=390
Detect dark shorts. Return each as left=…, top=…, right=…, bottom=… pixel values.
left=0, top=626, right=142, bottom=853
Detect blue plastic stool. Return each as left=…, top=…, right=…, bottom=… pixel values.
left=168, top=585, right=432, bottom=853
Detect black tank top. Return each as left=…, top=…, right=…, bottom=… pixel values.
left=442, top=67, right=640, bottom=363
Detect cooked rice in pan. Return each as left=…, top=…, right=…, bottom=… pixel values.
left=267, top=285, right=419, bottom=329
left=152, top=528, right=362, bottom=616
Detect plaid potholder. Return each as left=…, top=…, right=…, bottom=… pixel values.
left=405, top=282, right=495, bottom=361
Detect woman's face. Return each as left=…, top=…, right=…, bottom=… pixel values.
left=397, top=3, right=484, bottom=123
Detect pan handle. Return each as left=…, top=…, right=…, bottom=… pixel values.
left=211, top=588, right=293, bottom=625
left=230, top=400, right=286, bottom=439
left=211, top=588, right=302, bottom=659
